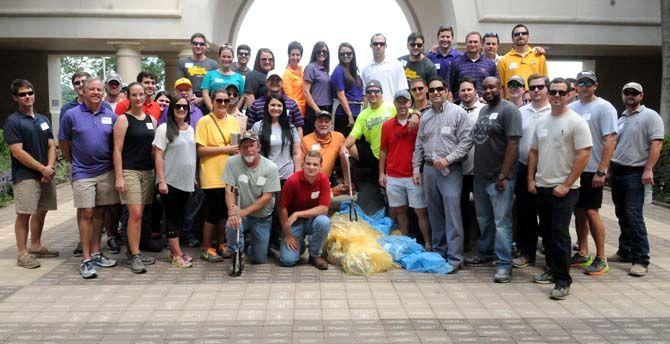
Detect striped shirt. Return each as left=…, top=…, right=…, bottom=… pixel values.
left=450, top=54, right=498, bottom=99
left=245, top=94, right=305, bottom=130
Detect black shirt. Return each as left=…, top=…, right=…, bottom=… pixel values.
left=3, top=111, right=53, bottom=183
left=244, top=70, right=268, bottom=99
left=121, top=114, right=155, bottom=170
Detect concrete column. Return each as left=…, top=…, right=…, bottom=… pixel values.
left=111, top=42, right=142, bottom=85
left=47, top=55, right=62, bottom=137
left=162, top=54, right=178, bottom=93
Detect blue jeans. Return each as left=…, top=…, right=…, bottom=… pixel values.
left=226, top=216, right=272, bottom=264
left=473, top=175, right=516, bottom=269
left=280, top=215, right=331, bottom=266
left=611, top=166, right=650, bottom=267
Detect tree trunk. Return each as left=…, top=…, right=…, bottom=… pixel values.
left=662, top=0, right=670, bottom=131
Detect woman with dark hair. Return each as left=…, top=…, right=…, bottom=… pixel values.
left=250, top=94, right=301, bottom=182
left=202, top=45, right=245, bottom=112
left=283, top=41, right=306, bottom=116
left=244, top=48, right=275, bottom=104
left=154, top=91, right=171, bottom=113
left=302, top=41, right=332, bottom=135
left=331, top=42, right=363, bottom=136
left=153, top=96, right=196, bottom=268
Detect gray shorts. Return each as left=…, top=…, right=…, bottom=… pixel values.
left=72, top=170, right=120, bottom=208
left=13, top=179, right=57, bottom=214
left=386, top=176, right=427, bottom=208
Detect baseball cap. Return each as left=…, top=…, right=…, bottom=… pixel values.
left=622, top=82, right=643, bottom=93
left=508, top=75, right=525, bottom=87
left=315, top=110, right=332, bottom=120
left=393, top=89, right=411, bottom=101
left=239, top=131, right=258, bottom=144
left=576, top=71, right=597, bottom=82
left=265, top=70, right=283, bottom=81
left=365, top=80, right=383, bottom=91
left=174, top=78, right=192, bottom=89
left=225, top=83, right=240, bottom=92
left=105, top=72, right=122, bottom=84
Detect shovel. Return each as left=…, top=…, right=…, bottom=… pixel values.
left=229, top=185, right=243, bottom=277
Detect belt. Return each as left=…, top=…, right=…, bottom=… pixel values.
left=424, top=160, right=433, bottom=166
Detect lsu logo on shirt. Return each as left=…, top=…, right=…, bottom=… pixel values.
left=188, top=65, right=207, bottom=77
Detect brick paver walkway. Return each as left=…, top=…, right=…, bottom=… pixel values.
left=0, top=185, right=669, bottom=343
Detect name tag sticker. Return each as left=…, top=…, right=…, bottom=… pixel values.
left=583, top=113, right=592, bottom=121
left=146, top=122, right=153, bottom=130
left=239, top=175, right=249, bottom=183
left=40, top=122, right=49, bottom=131
left=509, top=63, right=518, bottom=70
left=435, top=63, right=440, bottom=70
left=256, top=176, right=266, bottom=186
left=537, top=129, right=548, bottom=138
left=311, top=143, right=321, bottom=151
left=185, top=62, right=193, bottom=68
left=101, top=117, right=112, bottom=125
left=400, top=59, right=407, bottom=67
left=441, top=126, right=452, bottom=135
left=215, top=78, right=224, bottom=83
left=311, top=191, right=320, bottom=199
left=489, top=113, right=499, bottom=120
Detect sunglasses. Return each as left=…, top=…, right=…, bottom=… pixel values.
left=227, top=92, right=239, bottom=98
left=339, top=52, right=353, bottom=57
left=548, top=90, right=569, bottom=97
left=174, top=104, right=189, bottom=111
left=214, top=98, right=231, bottom=104
left=17, top=91, right=34, bottom=97
left=191, top=42, right=206, bottom=47
left=512, top=31, right=529, bottom=37
left=318, top=50, right=328, bottom=56
left=577, top=81, right=594, bottom=87
left=409, top=43, right=423, bottom=48
left=366, top=89, right=381, bottom=95
left=73, top=80, right=85, bottom=86
left=428, top=86, right=446, bottom=93
left=371, top=42, right=386, bottom=47
left=484, top=32, right=499, bottom=38
left=507, top=82, right=523, bottom=89
left=238, top=52, right=249, bottom=57
left=261, top=57, right=274, bottom=62
left=623, top=89, right=641, bottom=96
left=529, top=85, right=545, bottom=91
left=410, top=86, right=425, bottom=92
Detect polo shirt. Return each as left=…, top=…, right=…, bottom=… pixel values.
left=157, top=102, right=204, bottom=129
left=59, top=98, right=112, bottom=130
left=612, top=105, right=665, bottom=167
left=176, top=56, right=218, bottom=92
left=331, top=65, right=364, bottom=117
left=397, top=55, right=437, bottom=85
left=426, top=48, right=464, bottom=85
left=245, top=95, right=304, bottom=130
left=568, top=97, right=618, bottom=172
left=518, top=102, right=551, bottom=165
left=497, top=47, right=548, bottom=96
left=300, top=131, right=346, bottom=177
left=244, top=70, right=268, bottom=99
left=380, top=116, right=418, bottom=178
left=3, top=111, right=53, bottom=183
left=450, top=54, right=499, bottom=98
left=279, top=170, right=331, bottom=215
left=222, top=155, right=281, bottom=218
left=201, top=69, right=245, bottom=95
left=361, top=59, right=408, bottom=103
left=194, top=114, right=240, bottom=189
left=58, top=103, right=116, bottom=181
left=283, top=66, right=307, bottom=116
left=303, top=62, right=332, bottom=106
left=115, top=98, right=162, bottom=120
left=349, top=102, right=397, bottom=159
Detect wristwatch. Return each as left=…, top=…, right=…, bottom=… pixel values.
left=596, top=169, right=607, bottom=177
left=497, top=172, right=506, bottom=180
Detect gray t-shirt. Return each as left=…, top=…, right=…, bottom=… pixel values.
left=398, top=55, right=438, bottom=84
left=251, top=121, right=300, bottom=180
left=222, top=155, right=281, bottom=218
left=568, top=97, right=617, bottom=172
left=472, top=99, right=522, bottom=179
left=231, top=63, right=250, bottom=76
left=612, top=105, right=665, bottom=167
left=176, top=57, right=219, bottom=92
left=152, top=124, right=197, bottom=192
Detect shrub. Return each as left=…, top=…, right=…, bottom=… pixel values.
left=654, top=135, right=670, bottom=203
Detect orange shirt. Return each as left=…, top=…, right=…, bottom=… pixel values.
left=300, top=131, right=345, bottom=177
left=115, top=98, right=162, bottom=120
left=283, top=66, right=306, bottom=116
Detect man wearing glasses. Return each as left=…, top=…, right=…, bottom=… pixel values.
left=362, top=33, right=408, bottom=104
left=528, top=77, right=592, bottom=300
left=567, top=71, right=618, bottom=276
left=609, top=82, right=664, bottom=277
left=498, top=24, right=548, bottom=98
left=426, top=25, right=464, bottom=86
left=409, top=78, right=430, bottom=112
left=412, top=76, right=473, bottom=272
left=176, top=33, right=218, bottom=108
left=398, top=33, right=437, bottom=85
left=232, top=44, right=251, bottom=76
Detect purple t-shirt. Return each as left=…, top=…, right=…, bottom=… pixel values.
left=58, top=103, right=116, bottom=181
left=303, top=62, right=332, bottom=106
left=157, top=103, right=204, bottom=130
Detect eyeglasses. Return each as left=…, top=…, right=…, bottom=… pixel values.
left=174, top=104, right=189, bottom=111
left=366, top=89, right=381, bottom=95
left=548, top=90, right=569, bottom=97
left=428, top=86, right=446, bottom=93
left=577, top=81, right=594, bottom=87
left=261, top=57, right=274, bottom=62
left=410, top=86, right=425, bottom=92
left=512, top=31, right=529, bottom=37
left=191, top=41, right=206, bottom=47
left=238, top=52, right=249, bottom=57
left=409, top=43, right=423, bottom=48
left=214, top=98, right=231, bottom=104
left=17, top=91, right=34, bottom=97
left=371, top=42, right=386, bottom=47
left=73, top=80, right=85, bottom=86
left=339, top=52, right=353, bottom=57
left=623, top=89, right=641, bottom=96
left=318, top=50, right=328, bottom=56
left=529, top=85, right=545, bottom=91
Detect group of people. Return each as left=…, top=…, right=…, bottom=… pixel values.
left=4, top=24, right=664, bottom=301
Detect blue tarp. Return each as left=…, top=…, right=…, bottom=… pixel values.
left=338, top=202, right=393, bottom=235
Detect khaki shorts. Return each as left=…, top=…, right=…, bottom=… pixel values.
left=72, top=170, right=120, bottom=208
left=13, top=179, right=57, bottom=214
left=120, top=169, right=154, bottom=205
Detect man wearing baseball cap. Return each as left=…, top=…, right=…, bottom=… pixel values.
left=222, top=131, right=281, bottom=264
left=157, top=78, right=204, bottom=129
left=506, top=75, right=526, bottom=107
left=610, top=82, right=664, bottom=277
left=568, top=71, right=618, bottom=275
left=245, top=70, right=305, bottom=135
left=300, top=110, right=346, bottom=180
left=104, top=72, right=124, bottom=112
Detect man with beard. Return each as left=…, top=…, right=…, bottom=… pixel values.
left=104, top=72, right=124, bottom=111
left=300, top=111, right=346, bottom=180
left=498, top=24, right=548, bottom=98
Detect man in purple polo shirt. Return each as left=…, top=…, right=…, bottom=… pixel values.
left=59, top=77, right=119, bottom=279
left=450, top=31, right=498, bottom=100
left=245, top=70, right=304, bottom=136
left=426, top=25, right=464, bottom=86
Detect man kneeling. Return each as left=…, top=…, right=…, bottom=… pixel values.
left=279, top=150, right=331, bottom=269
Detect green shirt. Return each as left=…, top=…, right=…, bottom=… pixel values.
left=222, top=155, right=281, bottom=218
left=350, top=102, right=396, bottom=159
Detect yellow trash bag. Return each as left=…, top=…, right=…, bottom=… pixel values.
left=324, top=214, right=396, bottom=275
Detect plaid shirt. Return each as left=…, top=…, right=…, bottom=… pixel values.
left=450, top=54, right=498, bottom=100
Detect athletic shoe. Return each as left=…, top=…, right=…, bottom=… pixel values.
left=584, top=257, right=609, bottom=275
left=137, top=252, right=156, bottom=265
left=533, top=271, right=554, bottom=284
left=72, top=242, right=83, bottom=257
left=464, top=255, right=496, bottom=266
left=130, top=254, right=146, bottom=274
left=493, top=268, right=512, bottom=283
left=90, top=252, right=117, bottom=268
left=218, top=243, right=233, bottom=259
left=17, top=254, right=40, bottom=269
left=28, top=246, right=59, bottom=258
left=513, top=256, right=531, bottom=268
left=550, top=286, right=571, bottom=300
left=107, top=237, right=122, bottom=254
left=80, top=259, right=97, bottom=279
left=171, top=255, right=193, bottom=268
left=200, top=248, right=223, bottom=262
left=608, top=252, right=631, bottom=263
left=182, top=253, right=193, bottom=263
left=629, top=264, right=648, bottom=277
left=570, top=253, right=593, bottom=268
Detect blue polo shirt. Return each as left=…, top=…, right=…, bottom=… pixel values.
left=426, top=48, right=464, bottom=86
left=58, top=103, right=116, bottom=181
left=3, top=111, right=53, bottom=183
